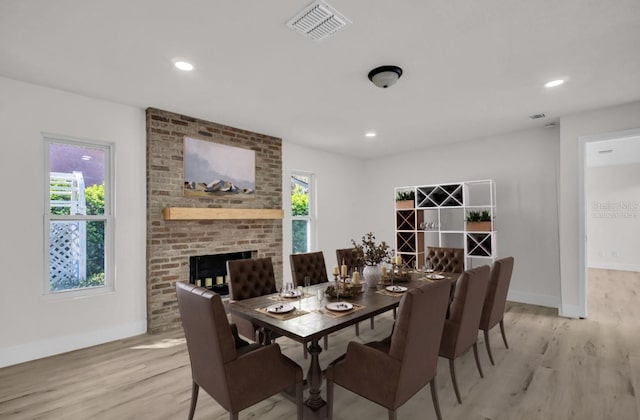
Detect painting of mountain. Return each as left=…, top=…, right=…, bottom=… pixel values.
left=183, top=137, right=255, bottom=197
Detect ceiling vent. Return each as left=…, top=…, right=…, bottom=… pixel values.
left=529, top=113, right=546, bottom=120
left=286, top=0, right=351, bottom=42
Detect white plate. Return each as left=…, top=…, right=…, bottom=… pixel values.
left=266, top=303, right=295, bottom=314
left=386, top=285, right=408, bottom=293
left=281, top=289, right=302, bottom=298
left=326, top=302, right=354, bottom=312
left=426, top=274, right=445, bottom=280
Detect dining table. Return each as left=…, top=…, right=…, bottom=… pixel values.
left=227, top=271, right=458, bottom=419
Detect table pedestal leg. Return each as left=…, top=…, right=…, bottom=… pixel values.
left=304, top=339, right=327, bottom=419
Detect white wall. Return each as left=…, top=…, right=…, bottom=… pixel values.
left=559, top=100, right=640, bottom=318
left=282, top=142, right=367, bottom=284
left=0, top=77, right=147, bottom=367
left=587, top=163, right=640, bottom=271
left=360, top=127, right=562, bottom=308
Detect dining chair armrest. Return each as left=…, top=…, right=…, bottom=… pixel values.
left=226, top=343, right=303, bottom=394
left=327, top=341, right=401, bottom=385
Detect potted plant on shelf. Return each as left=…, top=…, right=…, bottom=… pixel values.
left=395, top=190, right=415, bottom=209
left=465, top=210, right=493, bottom=232
left=351, top=232, right=391, bottom=288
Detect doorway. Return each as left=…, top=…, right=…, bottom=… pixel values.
left=579, top=129, right=640, bottom=317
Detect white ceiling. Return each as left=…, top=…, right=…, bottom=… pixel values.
left=1, top=0, right=640, bottom=159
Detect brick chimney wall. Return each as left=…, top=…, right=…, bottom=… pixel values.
left=146, top=108, right=283, bottom=332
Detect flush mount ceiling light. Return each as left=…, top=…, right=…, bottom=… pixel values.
left=365, top=132, right=377, bottom=138
left=368, top=65, right=403, bottom=88
left=545, top=79, right=565, bottom=88
left=174, top=61, right=194, bottom=71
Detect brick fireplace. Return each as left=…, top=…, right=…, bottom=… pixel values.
left=146, top=108, right=283, bottom=333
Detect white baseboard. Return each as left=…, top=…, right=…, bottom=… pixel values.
left=507, top=290, right=560, bottom=310
left=0, top=320, right=147, bottom=368
left=588, top=262, right=640, bottom=272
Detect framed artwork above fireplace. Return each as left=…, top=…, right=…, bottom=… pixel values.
left=183, top=137, right=255, bottom=197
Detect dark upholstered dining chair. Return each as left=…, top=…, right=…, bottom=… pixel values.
left=479, top=256, right=515, bottom=365
left=290, top=251, right=330, bottom=354
left=175, top=282, right=303, bottom=420
left=226, top=257, right=278, bottom=343
left=426, top=247, right=465, bottom=273
left=290, top=251, right=329, bottom=286
left=326, top=281, right=451, bottom=420
left=439, top=265, right=491, bottom=404
left=336, top=247, right=375, bottom=333
left=335, top=248, right=363, bottom=274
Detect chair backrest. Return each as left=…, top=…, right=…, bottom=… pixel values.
left=290, top=251, right=328, bottom=286
left=336, top=248, right=362, bottom=273
left=426, top=247, right=464, bottom=273
left=387, top=281, right=450, bottom=405
left=176, top=281, right=237, bottom=408
left=480, top=257, right=514, bottom=331
left=444, top=265, right=491, bottom=357
left=227, top=257, right=277, bottom=301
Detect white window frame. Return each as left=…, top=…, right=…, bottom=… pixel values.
left=43, top=134, right=115, bottom=297
left=291, top=172, right=316, bottom=253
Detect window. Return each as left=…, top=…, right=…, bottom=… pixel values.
left=291, top=173, right=313, bottom=253
left=44, top=136, right=113, bottom=294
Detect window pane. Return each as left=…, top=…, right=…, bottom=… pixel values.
left=47, top=140, right=108, bottom=293
left=49, top=143, right=105, bottom=215
left=49, top=220, right=105, bottom=291
left=291, top=175, right=309, bottom=216
left=292, top=220, right=309, bottom=254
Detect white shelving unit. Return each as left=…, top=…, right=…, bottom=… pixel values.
left=394, top=180, right=496, bottom=270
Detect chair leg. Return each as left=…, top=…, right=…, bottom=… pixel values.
left=303, top=342, right=308, bottom=359
left=473, top=342, right=484, bottom=378
left=296, top=381, right=304, bottom=420
left=388, top=409, right=397, bottom=420
left=370, top=316, right=375, bottom=329
left=355, top=322, right=360, bottom=336
left=327, top=379, right=334, bottom=420
left=324, top=335, right=329, bottom=350
left=484, top=329, right=495, bottom=366
left=188, top=382, right=199, bottom=420
left=448, top=359, right=462, bottom=404
left=229, top=413, right=238, bottom=420
left=500, top=319, right=509, bottom=348
left=430, top=377, right=443, bottom=420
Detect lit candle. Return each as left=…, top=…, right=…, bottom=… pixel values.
left=381, top=267, right=387, bottom=276
left=352, top=271, right=360, bottom=284
left=216, top=276, right=223, bottom=285
left=196, top=279, right=202, bottom=287
left=341, top=263, right=348, bottom=278
left=333, top=266, right=340, bottom=276
left=396, top=256, right=403, bottom=266
left=205, top=278, right=213, bottom=287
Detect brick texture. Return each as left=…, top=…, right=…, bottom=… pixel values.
left=146, top=108, right=283, bottom=332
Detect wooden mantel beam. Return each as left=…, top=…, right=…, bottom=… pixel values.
left=162, top=207, right=284, bottom=221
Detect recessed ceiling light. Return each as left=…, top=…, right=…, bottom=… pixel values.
left=81, top=155, right=92, bottom=161
left=545, top=79, right=564, bottom=88
left=365, top=132, right=377, bottom=138
left=174, top=61, right=194, bottom=71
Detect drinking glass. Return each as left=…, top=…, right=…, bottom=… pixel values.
left=281, top=282, right=293, bottom=297
left=304, top=276, right=311, bottom=295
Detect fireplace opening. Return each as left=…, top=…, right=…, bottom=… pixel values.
left=190, top=250, right=255, bottom=295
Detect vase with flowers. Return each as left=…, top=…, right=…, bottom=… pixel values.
left=351, top=232, right=391, bottom=288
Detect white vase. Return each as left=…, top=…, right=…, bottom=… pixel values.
left=363, top=264, right=381, bottom=288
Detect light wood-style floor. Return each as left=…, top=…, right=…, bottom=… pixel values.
left=1, top=269, right=639, bottom=420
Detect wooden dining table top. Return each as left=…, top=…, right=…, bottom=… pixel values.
left=227, top=271, right=458, bottom=345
